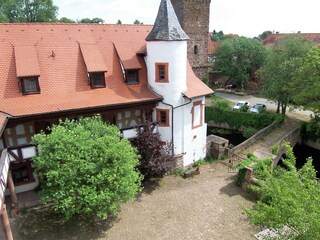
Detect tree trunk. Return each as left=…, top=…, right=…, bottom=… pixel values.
left=276, top=101, right=280, bottom=114
left=281, top=102, right=287, bottom=115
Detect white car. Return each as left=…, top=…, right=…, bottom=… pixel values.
left=250, top=104, right=266, bottom=113
left=233, top=101, right=250, bottom=111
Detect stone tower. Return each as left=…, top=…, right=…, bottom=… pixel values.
left=171, top=0, right=211, bottom=79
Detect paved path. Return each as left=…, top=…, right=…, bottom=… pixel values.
left=215, top=91, right=312, bottom=121
left=4, top=163, right=258, bottom=240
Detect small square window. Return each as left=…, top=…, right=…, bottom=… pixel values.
left=89, top=72, right=106, bottom=88
left=156, top=109, right=169, bottom=127
left=155, top=63, right=169, bottom=82
left=20, top=77, right=40, bottom=95
left=125, top=70, right=139, bottom=84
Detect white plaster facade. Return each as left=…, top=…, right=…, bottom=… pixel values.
left=146, top=41, right=208, bottom=166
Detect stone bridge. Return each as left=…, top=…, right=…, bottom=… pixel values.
left=226, top=118, right=302, bottom=166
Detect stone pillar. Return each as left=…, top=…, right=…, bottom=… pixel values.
left=1, top=205, right=14, bottom=240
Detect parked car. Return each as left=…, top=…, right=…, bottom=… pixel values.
left=233, top=101, right=250, bottom=111
left=250, top=104, right=266, bottom=113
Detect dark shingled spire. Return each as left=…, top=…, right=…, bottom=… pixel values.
left=146, top=0, right=189, bottom=41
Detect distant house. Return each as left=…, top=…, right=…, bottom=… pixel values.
left=263, top=32, right=320, bottom=46
left=0, top=0, right=213, bottom=194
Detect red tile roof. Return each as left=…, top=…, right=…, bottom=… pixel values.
left=14, top=45, right=41, bottom=77
left=183, top=62, right=214, bottom=98
left=263, top=33, right=320, bottom=46
left=0, top=23, right=212, bottom=118
left=0, top=23, right=161, bottom=117
left=80, top=44, right=108, bottom=72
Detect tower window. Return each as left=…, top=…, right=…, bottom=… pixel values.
left=89, top=72, right=106, bottom=88
left=155, top=63, right=169, bottom=83
left=156, top=109, right=170, bottom=127
left=194, top=45, right=199, bottom=55
left=19, top=77, right=40, bottom=95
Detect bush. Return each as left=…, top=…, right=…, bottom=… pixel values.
left=33, top=115, right=142, bottom=220
left=243, top=127, right=258, bottom=138
left=205, top=106, right=284, bottom=130
left=133, top=122, right=175, bottom=179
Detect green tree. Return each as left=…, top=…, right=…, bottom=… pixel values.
left=133, top=19, right=143, bottom=24
left=246, top=144, right=320, bottom=239
left=258, top=30, right=272, bottom=40
left=211, top=29, right=224, bottom=42
left=78, top=17, right=104, bottom=24
left=292, top=46, right=320, bottom=115
left=214, top=37, right=266, bottom=89
left=116, top=19, right=122, bottom=24
left=259, top=35, right=313, bottom=114
left=0, top=0, right=58, bottom=22
left=59, top=17, right=75, bottom=23
left=32, top=115, right=142, bottom=220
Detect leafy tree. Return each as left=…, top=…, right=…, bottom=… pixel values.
left=292, top=46, right=320, bottom=115
left=116, top=19, right=122, bottom=24
left=258, top=30, right=272, bottom=40
left=0, top=0, right=58, bottom=22
left=59, top=17, right=75, bottom=23
left=78, top=17, right=104, bottom=24
left=211, top=30, right=224, bottom=42
left=214, top=37, right=266, bottom=89
left=132, top=122, right=175, bottom=179
left=245, top=144, right=320, bottom=239
left=259, top=35, right=313, bottom=114
left=133, top=19, right=143, bottom=24
left=32, top=115, right=142, bottom=220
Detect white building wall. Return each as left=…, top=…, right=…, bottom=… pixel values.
left=146, top=40, right=208, bottom=166
left=145, top=41, right=187, bottom=106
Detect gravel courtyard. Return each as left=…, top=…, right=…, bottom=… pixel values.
left=7, top=161, right=258, bottom=240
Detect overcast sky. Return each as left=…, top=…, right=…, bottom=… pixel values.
left=53, top=0, right=320, bottom=37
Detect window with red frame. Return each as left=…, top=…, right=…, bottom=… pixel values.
left=155, top=63, right=169, bottom=82
left=192, top=101, right=203, bottom=129
left=156, top=109, right=169, bottom=127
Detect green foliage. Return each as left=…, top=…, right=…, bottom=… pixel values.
left=292, top=47, right=320, bottom=115
left=259, top=35, right=314, bottom=114
left=205, top=106, right=284, bottom=130
left=116, top=19, right=122, bottom=24
left=214, top=37, right=266, bottom=89
left=243, top=127, right=258, bottom=138
left=245, top=144, right=320, bottom=239
left=235, top=153, right=258, bottom=185
left=133, top=122, right=175, bottom=179
left=300, top=116, right=320, bottom=141
left=258, top=30, right=272, bottom=40
left=0, top=0, right=58, bottom=22
left=192, top=156, right=216, bottom=168
left=32, top=115, right=142, bottom=220
left=210, top=96, right=232, bottom=111
left=133, top=19, right=143, bottom=24
left=271, top=144, right=279, bottom=155
left=239, top=104, right=249, bottom=112
left=79, top=18, right=104, bottom=24
left=202, top=72, right=209, bottom=85
left=59, top=17, right=75, bottom=23
left=210, top=30, right=225, bottom=42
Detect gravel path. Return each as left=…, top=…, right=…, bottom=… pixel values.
left=6, top=162, right=258, bottom=240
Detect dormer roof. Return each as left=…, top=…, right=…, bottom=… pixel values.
left=146, top=0, right=189, bottom=41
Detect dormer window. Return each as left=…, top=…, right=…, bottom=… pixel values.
left=155, top=62, right=169, bottom=83
left=125, top=70, right=139, bottom=84
left=19, top=77, right=40, bottom=95
left=89, top=72, right=106, bottom=88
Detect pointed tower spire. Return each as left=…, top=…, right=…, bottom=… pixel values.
left=146, top=0, right=189, bottom=41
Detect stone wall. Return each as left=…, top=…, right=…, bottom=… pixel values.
left=171, top=0, right=211, bottom=79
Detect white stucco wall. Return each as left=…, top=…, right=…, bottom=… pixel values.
left=145, top=41, right=187, bottom=106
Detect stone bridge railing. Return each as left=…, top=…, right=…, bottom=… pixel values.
left=273, top=126, right=301, bottom=166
